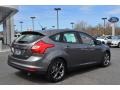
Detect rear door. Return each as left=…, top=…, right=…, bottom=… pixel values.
left=11, top=31, right=45, bottom=59
left=61, top=31, right=85, bottom=67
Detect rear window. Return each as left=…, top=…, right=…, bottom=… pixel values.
left=15, top=32, right=44, bottom=43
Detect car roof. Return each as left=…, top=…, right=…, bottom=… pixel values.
left=22, top=29, right=80, bottom=36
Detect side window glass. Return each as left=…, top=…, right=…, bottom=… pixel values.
left=50, top=34, right=60, bottom=42
left=63, top=33, right=77, bottom=43
left=107, top=36, right=112, bottom=39
left=79, top=33, right=95, bottom=45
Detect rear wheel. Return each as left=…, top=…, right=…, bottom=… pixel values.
left=46, top=59, right=66, bottom=82
left=101, top=52, right=110, bottom=67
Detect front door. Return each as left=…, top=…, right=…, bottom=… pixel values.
left=78, top=32, right=102, bottom=64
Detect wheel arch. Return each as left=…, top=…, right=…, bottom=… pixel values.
left=50, top=56, right=68, bottom=71
left=55, top=57, right=67, bottom=67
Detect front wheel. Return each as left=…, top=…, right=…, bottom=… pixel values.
left=101, top=53, right=110, bottom=67
left=46, top=59, right=66, bottom=82
left=118, top=43, right=120, bottom=48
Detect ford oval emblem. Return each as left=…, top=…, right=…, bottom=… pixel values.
left=108, top=17, right=119, bottom=23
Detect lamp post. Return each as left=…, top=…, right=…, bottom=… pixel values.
left=19, top=21, right=23, bottom=32
left=70, top=22, right=74, bottom=29
left=102, top=17, right=107, bottom=35
left=30, top=16, right=36, bottom=31
left=54, top=8, right=61, bottom=30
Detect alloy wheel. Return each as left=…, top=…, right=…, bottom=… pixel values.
left=103, top=53, right=110, bottom=66
left=50, top=61, right=65, bottom=80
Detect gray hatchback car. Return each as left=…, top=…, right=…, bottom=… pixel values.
left=8, top=29, right=111, bottom=82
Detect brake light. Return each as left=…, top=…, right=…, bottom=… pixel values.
left=31, top=40, right=54, bottom=54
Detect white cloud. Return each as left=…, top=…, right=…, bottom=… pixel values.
left=107, top=7, right=120, bottom=15
left=80, top=5, right=94, bottom=11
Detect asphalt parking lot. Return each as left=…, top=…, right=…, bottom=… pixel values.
left=0, top=48, right=120, bottom=85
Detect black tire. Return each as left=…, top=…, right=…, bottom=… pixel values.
left=46, top=59, right=66, bottom=82
left=101, top=52, right=110, bottom=67
left=102, top=41, right=105, bottom=44
left=118, top=42, right=120, bottom=48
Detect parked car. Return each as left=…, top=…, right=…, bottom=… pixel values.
left=8, top=30, right=111, bottom=82
left=97, top=35, right=112, bottom=45
left=110, top=35, right=120, bottom=48
left=14, top=33, right=21, bottom=39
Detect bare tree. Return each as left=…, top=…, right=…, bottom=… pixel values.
left=74, top=20, right=120, bottom=36
left=74, top=21, right=88, bottom=31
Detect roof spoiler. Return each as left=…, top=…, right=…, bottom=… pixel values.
left=21, top=31, right=45, bottom=36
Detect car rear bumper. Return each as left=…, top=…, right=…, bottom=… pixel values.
left=8, top=55, right=47, bottom=74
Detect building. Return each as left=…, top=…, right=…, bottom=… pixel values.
left=0, top=5, right=18, bottom=44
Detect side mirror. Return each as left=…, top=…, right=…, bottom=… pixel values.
left=95, top=40, right=102, bottom=45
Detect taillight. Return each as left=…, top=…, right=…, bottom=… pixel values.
left=31, top=40, right=54, bottom=54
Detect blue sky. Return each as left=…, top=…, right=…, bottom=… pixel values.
left=1, top=5, right=120, bottom=31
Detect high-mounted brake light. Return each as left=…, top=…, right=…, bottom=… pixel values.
left=31, top=40, right=54, bottom=54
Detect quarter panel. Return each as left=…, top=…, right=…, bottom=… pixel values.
left=43, top=49, right=72, bottom=68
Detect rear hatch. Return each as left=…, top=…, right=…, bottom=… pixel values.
left=11, top=31, right=45, bottom=59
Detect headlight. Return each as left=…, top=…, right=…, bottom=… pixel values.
left=112, top=41, right=118, bottom=44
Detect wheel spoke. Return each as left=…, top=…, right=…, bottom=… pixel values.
left=59, top=63, right=63, bottom=68
left=53, top=72, right=59, bottom=79
left=59, top=70, right=64, bottom=76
